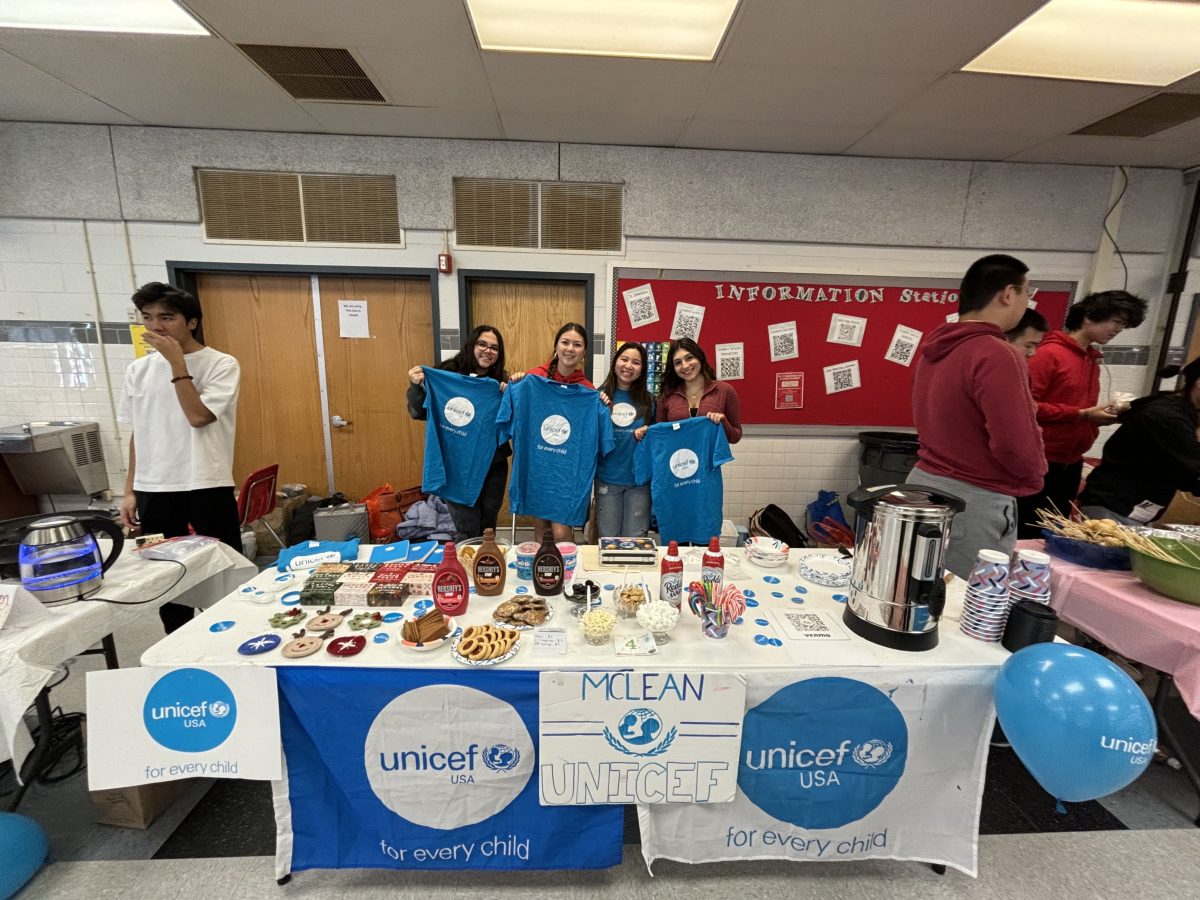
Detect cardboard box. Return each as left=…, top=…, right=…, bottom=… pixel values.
left=1161, top=492, right=1200, bottom=526
left=91, top=778, right=196, bottom=829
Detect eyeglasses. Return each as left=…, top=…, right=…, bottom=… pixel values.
left=475, top=340, right=500, bottom=354
left=1023, top=286, right=1039, bottom=302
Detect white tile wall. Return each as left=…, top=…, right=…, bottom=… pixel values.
left=0, top=215, right=1186, bottom=531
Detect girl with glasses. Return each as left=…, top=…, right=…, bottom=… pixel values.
left=407, top=325, right=510, bottom=538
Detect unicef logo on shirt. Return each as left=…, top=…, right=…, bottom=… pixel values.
left=540, top=415, right=571, bottom=445
left=738, top=677, right=908, bottom=829
left=142, top=668, right=238, bottom=753
left=443, top=396, right=475, bottom=427
left=668, top=448, right=700, bottom=479
left=364, top=685, right=534, bottom=829
left=610, top=402, right=637, bottom=427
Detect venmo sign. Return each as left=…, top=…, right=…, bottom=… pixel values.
left=738, top=677, right=908, bottom=829
left=364, top=685, right=534, bottom=830
left=142, top=668, right=237, bottom=753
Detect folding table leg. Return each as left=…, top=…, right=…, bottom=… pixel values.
left=1152, top=672, right=1200, bottom=827
left=7, top=689, right=53, bottom=812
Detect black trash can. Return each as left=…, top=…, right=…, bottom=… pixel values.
left=857, top=431, right=920, bottom=490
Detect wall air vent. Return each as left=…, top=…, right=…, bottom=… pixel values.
left=1073, top=93, right=1200, bottom=138
left=238, top=44, right=386, bottom=103
left=453, top=178, right=623, bottom=252
left=198, top=170, right=402, bottom=245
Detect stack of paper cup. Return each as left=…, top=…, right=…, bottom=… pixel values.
left=960, top=549, right=1011, bottom=642
left=1009, top=548, right=1052, bottom=605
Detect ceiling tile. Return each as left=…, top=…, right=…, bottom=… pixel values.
left=695, top=65, right=938, bottom=127
left=0, top=32, right=319, bottom=131
left=500, top=112, right=686, bottom=147
left=878, top=73, right=1152, bottom=135
left=720, top=0, right=1045, bottom=73
left=0, top=50, right=139, bottom=124
left=483, top=53, right=712, bottom=118
left=303, top=103, right=503, bottom=139
left=679, top=119, right=867, bottom=154
left=845, top=128, right=1036, bottom=161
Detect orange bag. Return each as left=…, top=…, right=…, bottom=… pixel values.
left=361, top=483, right=402, bottom=542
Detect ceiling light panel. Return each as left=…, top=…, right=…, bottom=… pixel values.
left=466, top=0, right=739, bottom=61
left=0, top=0, right=208, bottom=35
left=962, top=0, right=1200, bottom=86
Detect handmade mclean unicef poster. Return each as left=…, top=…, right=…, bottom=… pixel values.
left=637, top=668, right=996, bottom=877
left=538, top=671, right=747, bottom=805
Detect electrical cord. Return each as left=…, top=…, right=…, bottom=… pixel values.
left=30, top=705, right=87, bottom=784
left=83, top=557, right=188, bottom=606
left=1103, top=165, right=1130, bottom=290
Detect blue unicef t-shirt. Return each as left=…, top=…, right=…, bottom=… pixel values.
left=634, top=417, right=733, bottom=544
left=597, top=388, right=653, bottom=487
left=498, top=376, right=614, bottom=525
left=420, top=367, right=503, bottom=506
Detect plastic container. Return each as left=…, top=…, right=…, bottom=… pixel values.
left=1041, top=531, right=1130, bottom=571
left=1130, top=538, right=1200, bottom=606
left=515, top=541, right=538, bottom=580
left=857, top=431, right=919, bottom=490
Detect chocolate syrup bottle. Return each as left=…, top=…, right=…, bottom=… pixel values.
left=533, top=529, right=564, bottom=596
left=473, top=528, right=507, bottom=596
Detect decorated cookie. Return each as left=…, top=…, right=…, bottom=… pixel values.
left=306, top=606, right=353, bottom=631
left=238, top=633, right=282, bottom=656
left=349, top=611, right=384, bottom=631
left=326, top=634, right=366, bottom=657
left=269, top=608, right=308, bottom=629
left=281, top=629, right=332, bottom=659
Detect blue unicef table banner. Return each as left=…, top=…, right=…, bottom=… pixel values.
left=273, top=668, right=624, bottom=877
left=539, top=671, right=746, bottom=805
left=637, top=667, right=996, bottom=878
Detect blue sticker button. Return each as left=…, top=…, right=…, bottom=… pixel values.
left=771, top=591, right=784, bottom=598
left=791, top=596, right=806, bottom=604
left=382, top=612, right=403, bottom=622
left=373, top=632, right=390, bottom=644
left=209, top=621, right=235, bottom=633
left=743, top=589, right=756, bottom=598
left=794, top=585, right=808, bottom=594
left=516, top=586, right=529, bottom=594
left=762, top=576, right=781, bottom=585
left=832, top=594, right=849, bottom=603
left=745, top=597, right=759, bottom=607
left=755, top=618, right=769, bottom=626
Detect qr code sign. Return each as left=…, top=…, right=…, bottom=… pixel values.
left=783, top=612, right=832, bottom=636
left=837, top=321, right=857, bottom=342
left=629, top=295, right=654, bottom=323
left=771, top=332, right=796, bottom=357
left=831, top=368, right=855, bottom=391
left=676, top=311, right=701, bottom=338
left=890, top=339, right=916, bottom=363
left=719, top=357, right=740, bottom=379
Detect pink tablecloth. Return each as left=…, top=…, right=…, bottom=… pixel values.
left=1025, top=541, right=1200, bottom=719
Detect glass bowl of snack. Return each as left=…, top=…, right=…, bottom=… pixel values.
left=580, top=607, right=617, bottom=646
left=636, top=599, right=680, bottom=645
left=614, top=579, right=650, bottom=619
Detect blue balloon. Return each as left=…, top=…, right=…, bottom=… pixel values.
left=995, top=643, right=1156, bottom=803
left=0, top=812, right=49, bottom=897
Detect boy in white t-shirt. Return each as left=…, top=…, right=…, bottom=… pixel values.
left=117, top=283, right=241, bottom=633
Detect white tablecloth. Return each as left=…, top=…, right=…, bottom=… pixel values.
left=142, top=548, right=1006, bottom=674
left=1, top=540, right=256, bottom=765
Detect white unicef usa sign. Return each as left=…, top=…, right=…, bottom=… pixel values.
left=538, top=671, right=746, bottom=806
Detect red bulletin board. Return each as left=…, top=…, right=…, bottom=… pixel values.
left=615, top=274, right=1073, bottom=427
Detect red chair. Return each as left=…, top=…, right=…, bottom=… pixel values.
left=237, top=464, right=284, bottom=548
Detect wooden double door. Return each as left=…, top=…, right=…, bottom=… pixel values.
left=197, top=273, right=434, bottom=499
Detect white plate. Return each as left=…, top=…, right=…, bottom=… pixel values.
left=399, top=616, right=460, bottom=651
left=449, top=632, right=521, bottom=666
left=796, top=553, right=852, bottom=587
left=746, top=554, right=788, bottom=569
left=492, top=600, right=554, bottom=631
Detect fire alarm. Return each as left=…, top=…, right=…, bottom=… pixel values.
left=437, top=253, right=453, bottom=274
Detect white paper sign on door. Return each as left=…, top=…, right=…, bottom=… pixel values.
left=338, top=299, right=370, bottom=338
left=86, top=666, right=281, bottom=789
left=539, top=670, right=746, bottom=805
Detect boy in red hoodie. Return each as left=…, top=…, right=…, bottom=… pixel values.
left=910, top=254, right=1046, bottom=579
left=1016, top=290, right=1147, bottom=537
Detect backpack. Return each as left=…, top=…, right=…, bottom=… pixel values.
left=748, top=504, right=809, bottom=549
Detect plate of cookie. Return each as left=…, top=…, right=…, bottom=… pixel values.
left=450, top=624, right=521, bottom=666
left=399, top=608, right=459, bottom=651
left=492, top=595, right=553, bottom=630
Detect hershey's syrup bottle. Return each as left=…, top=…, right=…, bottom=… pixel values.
left=533, top=529, right=564, bottom=596
left=473, top=528, right=507, bottom=596
left=432, top=542, right=469, bottom=616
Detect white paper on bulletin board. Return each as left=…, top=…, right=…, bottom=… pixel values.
left=338, top=299, right=370, bottom=339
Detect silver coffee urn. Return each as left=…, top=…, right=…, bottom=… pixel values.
left=843, top=484, right=965, bottom=651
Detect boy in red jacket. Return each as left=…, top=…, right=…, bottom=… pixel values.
left=1016, top=290, right=1147, bottom=537
left=910, top=254, right=1046, bottom=579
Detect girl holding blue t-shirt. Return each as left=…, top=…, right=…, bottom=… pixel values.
left=595, top=342, right=655, bottom=536
left=407, top=324, right=510, bottom=539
